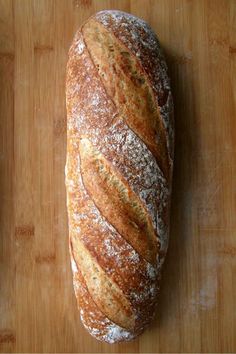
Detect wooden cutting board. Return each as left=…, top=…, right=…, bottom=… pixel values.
left=0, top=0, right=235, bottom=352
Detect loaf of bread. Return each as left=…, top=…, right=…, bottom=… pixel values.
left=65, top=10, right=174, bottom=343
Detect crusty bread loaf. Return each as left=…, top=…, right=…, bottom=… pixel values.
left=65, top=10, right=174, bottom=343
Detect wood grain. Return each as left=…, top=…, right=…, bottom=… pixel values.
left=0, top=0, right=235, bottom=352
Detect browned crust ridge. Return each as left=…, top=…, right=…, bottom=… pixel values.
left=66, top=9, right=173, bottom=343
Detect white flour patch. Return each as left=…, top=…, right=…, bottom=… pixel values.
left=129, top=250, right=140, bottom=263
left=80, top=314, right=134, bottom=343
left=189, top=253, right=218, bottom=312
left=146, top=263, right=157, bottom=280
left=75, top=39, right=85, bottom=55
left=71, top=258, right=78, bottom=273
left=101, top=323, right=134, bottom=343
left=199, top=254, right=218, bottom=310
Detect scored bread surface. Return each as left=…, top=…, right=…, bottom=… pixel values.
left=66, top=10, right=174, bottom=343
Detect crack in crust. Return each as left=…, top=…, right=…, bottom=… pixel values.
left=82, top=17, right=171, bottom=181
left=70, top=234, right=136, bottom=330
left=79, top=137, right=159, bottom=265
left=95, top=10, right=174, bottom=161
left=66, top=10, right=173, bottom=344
left=66, top=135, right=160, bottom=340
left=69, top=241, right=138, bottom=343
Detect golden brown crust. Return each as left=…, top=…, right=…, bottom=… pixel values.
left=82, top=19, right=170, bottom=180
left=66, top=10, right=174, bottom=343
left=94, top=10, right=174, bottom=161
left=69, top=242, right=139, bottom=342
left=79, top=138, right=158, bottom=264
left=71, top=232, right=135, bottom=330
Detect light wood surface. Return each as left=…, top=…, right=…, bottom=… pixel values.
left=0, top=0, right=236, bottom=352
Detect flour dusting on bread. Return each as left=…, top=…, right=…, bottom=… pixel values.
left=66, top=9, right=173, bottom=343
